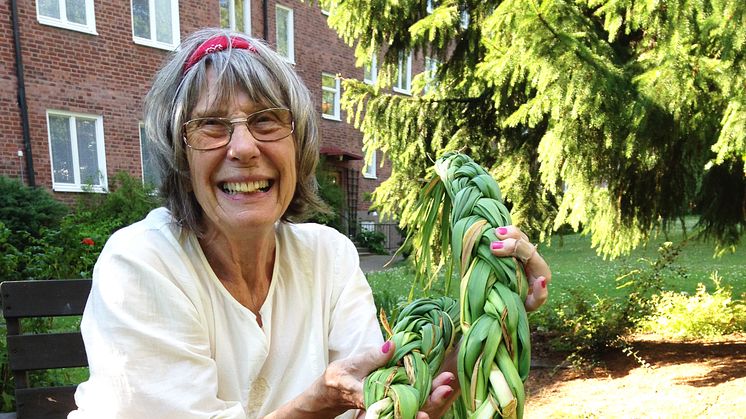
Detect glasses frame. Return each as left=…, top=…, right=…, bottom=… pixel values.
left=182, top=107, right=295, bottom=151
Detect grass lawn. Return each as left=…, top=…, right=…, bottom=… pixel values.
left=367, top=220, right=746, bottom=316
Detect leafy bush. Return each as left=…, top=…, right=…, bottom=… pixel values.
left=308, top=161, right=346, bottom=232
left=638, top=272, right=746, bottom=339
left=356, top=229, right=388, bottom=255
left=531, top=241, right=685, bottom=361
left=0, top=176, right=68, bottom=249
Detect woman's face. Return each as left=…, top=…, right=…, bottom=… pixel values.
left=186, top=71, right=297, bottom=236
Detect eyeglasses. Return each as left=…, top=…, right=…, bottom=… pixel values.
left=182, top=107, right=294, bottom=151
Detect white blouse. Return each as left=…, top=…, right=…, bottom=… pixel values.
left=70, top=207, right=383, bottom=418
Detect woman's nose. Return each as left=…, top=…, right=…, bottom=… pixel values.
left=227, top=124, right=261, bottom=160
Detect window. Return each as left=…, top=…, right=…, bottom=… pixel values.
left=37, top=0, right=97, bottom=34
left=276, top=5, right=294, bottom=63
left=220, top=0, right=251, bottom=34
left=363, top=149, right=377, bottom=179
left=321, top=73, right=341, bottom=120
left=364, top=55, right=377, bottom=85
left=424, top=57, right=440, bottom=93
left=131, top=0, right=180, bottom=50
left=394, top=52, right=412, bottom=94
left=320, top=1, right=337, bottom=15
left=46, top=111, right=107, bottom=192
left=139, top=123, right=161, bottom=189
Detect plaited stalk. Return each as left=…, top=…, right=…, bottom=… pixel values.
left=364, top=297, right=460, bottom=419
left=402, top=152, right=532, bottom=418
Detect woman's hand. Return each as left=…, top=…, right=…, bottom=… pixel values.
left=490, top=225, right=552, bottom=311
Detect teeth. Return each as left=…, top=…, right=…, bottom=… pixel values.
left=222, top=180, right=270, bottom=195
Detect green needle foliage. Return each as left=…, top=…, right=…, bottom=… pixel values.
left=321, top=0, right=746, bottom=258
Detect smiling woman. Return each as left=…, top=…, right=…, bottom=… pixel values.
left=66, top=28, right=464, bottom=419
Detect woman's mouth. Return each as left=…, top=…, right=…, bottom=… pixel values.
left=220, top=180, right=273, bottom=195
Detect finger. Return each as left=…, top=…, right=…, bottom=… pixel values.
left=432, top=371, right=456, bottom=388
left=420, top=383, right=459, bottom=418
left=491, top=238, right=551, bottom=285
left=495, top=225, right=529, bottom=243
left=524, top=276, right=549, bottom=312
left=346, top=340, right=396, bottom=379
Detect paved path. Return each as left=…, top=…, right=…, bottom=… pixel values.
left=359, top=253, right=404, bottom=273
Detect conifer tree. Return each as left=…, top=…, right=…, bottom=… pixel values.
left=323, top=0, right=745, bottom=258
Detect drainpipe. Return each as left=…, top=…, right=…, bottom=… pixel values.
left=10, top=0, right=35, bottom=186
left=262, top=0, right=269, bottom=41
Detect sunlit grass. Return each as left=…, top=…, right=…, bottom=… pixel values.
left=367, top=220, right=746, bottom=311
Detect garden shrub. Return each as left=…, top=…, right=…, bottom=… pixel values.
left=308, top=161, right=346, bottom=233
left=356, top=229, right=388, bottom=255
left=530, top=241, right=685, bottom=362
left=0, top=176, right=68, bottom=250
left=638, top=272, right=746, bottom=339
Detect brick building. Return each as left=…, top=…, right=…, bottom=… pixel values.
left=1, top=0, right=426, bottom=241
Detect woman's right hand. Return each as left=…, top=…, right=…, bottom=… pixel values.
left=267, top=340, right=457, bottom=418
left=265, top=341, right=396, bottom=418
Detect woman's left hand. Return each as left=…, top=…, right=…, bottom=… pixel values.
left=490, top=225, right=551, bottom=312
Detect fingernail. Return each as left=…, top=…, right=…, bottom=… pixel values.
left=497, top=227, right=508, bottom=235
left=541, top=278, right=547, bottom=288
left=381, top=341, right=392, bottom=354
left=442, top=388, right=453, bottom=399
left=491, top=241, right=504, bottom=250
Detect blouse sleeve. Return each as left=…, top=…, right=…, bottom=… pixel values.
left=69, top=233, right=246, bottom=419
left=326, top=234, right=385, bottom=363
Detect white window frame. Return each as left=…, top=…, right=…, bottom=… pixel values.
left=139, top=122, right=161, bottom=189
left=220, top=0, right=251, bottom=35
left=36, top=0, right=97, bottom=35
left=394, top=52, right=412, bottom=95
left=131, top=0, right=180, bottom=51
left=275, top=5, right=295, bottom=63
left=364, top=55, right=378, bottom=85
left=426, top=0, right=437, bottom=13
left=320, top=1, right=336, bottom=15
left=321, top=73, right=341, bottom=121
left=363, top=149, right=377, bottom=179
left=46, top=110, right=108, bottom=193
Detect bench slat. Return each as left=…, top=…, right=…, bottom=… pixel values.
left=15, top=386, right=78, bottom=419
left=1, top=279, right=91, bottom=318
left=7, top=332, right=88, bottom=370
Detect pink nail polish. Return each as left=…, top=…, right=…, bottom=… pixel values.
left=442, top=388, right=453, bottom=399
left=381, top=341, right=392, bottom=354
left=497, top=227, right=508, bottom=235
left=491, top=241, right=504, bottom=250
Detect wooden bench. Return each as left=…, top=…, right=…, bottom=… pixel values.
left=1, top=279, right=91, bottom=419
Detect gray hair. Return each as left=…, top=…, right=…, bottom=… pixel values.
left=143, top=28, right=328, bottom=234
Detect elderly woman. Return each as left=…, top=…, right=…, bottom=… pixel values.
left=69, top=28, right=550, bottom=418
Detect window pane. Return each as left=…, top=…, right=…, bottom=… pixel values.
left=140, top=125, right=162, bottom=188
left=236, top=0, right=245, bottom=32
left=132, top=0, right=150, bottom=39
left=76, top=118, right=100, bottom=186
left=220, top=0, right=230, bottom=29
left=39, top=0, right=61, bottom=19
left=49, top=115, right=73, bottom=184
left=65, top=0, right=87, bottom=25
left=322, top=91, right=336, bottom=116
left=322, top=74, right=336, bottom=88
left=155, top=1, right=173, bottom=44
left=276, top=8, right=289, bottom=57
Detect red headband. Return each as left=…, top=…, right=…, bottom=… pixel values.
left=183, top=36, right=257, bottom=75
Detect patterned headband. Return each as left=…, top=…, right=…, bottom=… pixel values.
left=182, top=35, right=258, bottom=75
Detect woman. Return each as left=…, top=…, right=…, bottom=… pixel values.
left=69, top=28, right=550, bottom=418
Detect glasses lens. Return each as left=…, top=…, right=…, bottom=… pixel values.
left=184, top=118, right=231, bottom=150
left=249, top=109, right=293, bottom=141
